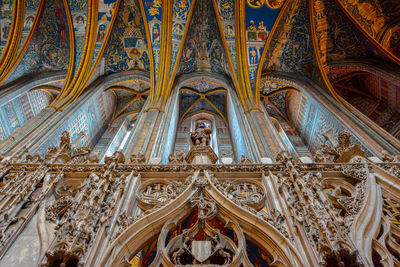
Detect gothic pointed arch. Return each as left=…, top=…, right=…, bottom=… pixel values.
left=99, top=170, right=304, bottom=266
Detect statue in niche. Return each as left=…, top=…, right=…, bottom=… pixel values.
left=190, top=121, right=212, bottom=146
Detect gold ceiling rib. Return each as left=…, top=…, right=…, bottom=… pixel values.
left=147, top=0, right=173, bottom=111
left=0, top=0, right=25, bottom=84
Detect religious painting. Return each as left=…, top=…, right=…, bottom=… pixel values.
left=151, top=22, right=161, bottom=43
left=1, top=20, right=10, bottom=43
left=96, top=24, right=106, bottom=43
left=248, top=47, right=259, bottom=65
left=24, top=16, right=34, bottom=30
left=98, top=0, right=117, bottom=22
left=172, top=23, right=183, bottom=38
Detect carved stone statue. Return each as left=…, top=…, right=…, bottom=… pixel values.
left=190, top=121, right=212, bottom=147
left=321, top=130, right=365, bottom=162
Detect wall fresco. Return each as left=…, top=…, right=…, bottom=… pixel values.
left=288, top=90, right=374, bottom=155
left=0, top=90, right=51, bottom=141
left=0, top=0, right=14, bottom=56
left=36, top=91, right=115, bottom=155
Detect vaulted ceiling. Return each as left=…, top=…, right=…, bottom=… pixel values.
left=0, top=0, right=399, bottom=118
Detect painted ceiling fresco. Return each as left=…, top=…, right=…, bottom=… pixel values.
left=0, top=0, right=399, bottom=150
left=0, top=0, right=14, bottom=56
left=338, top=0, right=400, bottom=59
left=179, top=86, right=227, bottom=123
left=215, top=0, right=236, bottom=76
left=143, top=0, right=162, bottom=80
left=106, top=79, right=150, bottom=121
left=312, top=0, right=382, bottom=66
left=169, top=0, right=193, bottom=78
left=183, top=80, right=221, bottom=93
left=104, top=0, right=150, bottom=74
left=177, top=0, right=230, bottom=77
left=103, top=0, right=148, bottom=74
left=6, top=0, right=70, bottom=83
left=246, top=0, right=284, bottom=88
left=15, top=0, right=41, bottom=60
left=91, top=0, right=119, bottom=69
left=262, top=0, right=316, bottom=79
left=260, top=79, right=294, bottom=121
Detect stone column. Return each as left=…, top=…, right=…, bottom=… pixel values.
left=149, top=88, right=179, bottom=164
left=123, top=107, right=162, bottom=162
left=246, top=107, right=287, bottom=160
left=227, top=90, right=286, bottom=163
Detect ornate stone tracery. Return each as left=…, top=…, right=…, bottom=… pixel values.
left=0, top=129, right=398, bottom=266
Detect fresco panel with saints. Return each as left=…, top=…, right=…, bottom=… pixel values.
left=246, top=0, right=284, bottom=91
left=104, top=0, right=150, bottom=74
left=169, top=0, right=192, bottom=78
left=143, top=0, right=162, bottom=81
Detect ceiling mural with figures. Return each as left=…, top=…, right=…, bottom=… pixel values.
left=0, top=0, right=399, bottom=145
left=246, top=0, right=284, bottom=89
left=177, top=0, right=230, bottom=77
left=6, top=0, right=70, bottom=83
left=104, top=0, right=150, bottom=74
left=142, top=0, right=162, bottom=81
left=68, top=0, right=88, bottom=74
left=261, top=0, right=316, bottom=80
left=337, top=0, right=400, bottom=60
left=0, top=0, right=14, bottom=56
left=169, top=0, right=193, bottom=78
